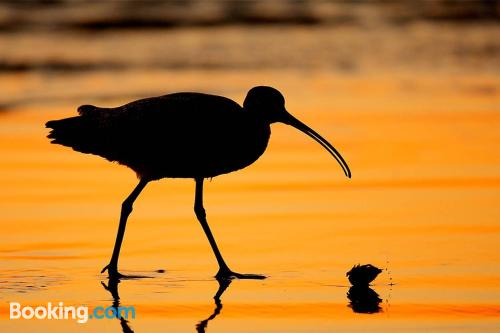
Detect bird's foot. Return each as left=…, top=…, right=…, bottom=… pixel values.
left=101, top=264, right=153, bottom=280
left=215, top=267, right=266, bottom=280
left=101, top=264, right=125, bottom=279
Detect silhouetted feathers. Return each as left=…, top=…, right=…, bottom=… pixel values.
left=77, top=104, right=99, bottom=115
left=46, top=92, right=271, bottom=180
left=46, top=116, right=100, bottom=155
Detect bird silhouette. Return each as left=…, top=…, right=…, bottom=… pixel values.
left=46, top=86, right=351, bottom=279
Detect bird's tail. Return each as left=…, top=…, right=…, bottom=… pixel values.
left=45, top=116, right=97, bottom=154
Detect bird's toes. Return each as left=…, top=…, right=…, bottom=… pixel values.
left=216, top=269, right=266, bottom=280
left=100, top=264, right=110, bottom=274
left=233, top=272, right=267, bottom=280
left=100, top=264, right=125, bottom=279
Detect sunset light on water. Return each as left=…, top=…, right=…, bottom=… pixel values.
left=0, top=1, right=499, bottom=332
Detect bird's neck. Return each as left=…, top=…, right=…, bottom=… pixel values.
left=244, top=108, right=273, bottom=126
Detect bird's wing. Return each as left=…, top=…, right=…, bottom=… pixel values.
left=79, top=92, right=242, bottom=128
left=75, top=92, right=246, bottom=165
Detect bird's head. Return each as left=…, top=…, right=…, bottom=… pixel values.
left=244, top=86, right=351, bottom=178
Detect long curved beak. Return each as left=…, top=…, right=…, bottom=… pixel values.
left=282, top=113, right=351, bottom=178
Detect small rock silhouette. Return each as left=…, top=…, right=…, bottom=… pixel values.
left=346, top=264, right=382, bottom=286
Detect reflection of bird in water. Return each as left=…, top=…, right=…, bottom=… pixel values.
left=46, top=86, right=351, bottom=279
left=101, top=275, right=234, bottom=333
left=346, top=264, right=382, bottom=286
left=101, top=277, right=135, bottom=333
left=347, top=285, right=383, bottom=314
left=196, top=277, right=232, bottom=333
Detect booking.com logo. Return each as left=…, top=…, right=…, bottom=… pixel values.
left=9, top=302, right=135, bottom=324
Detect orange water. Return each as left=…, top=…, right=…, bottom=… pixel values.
left=0, top=28, right=499, bottom=332
left=0, top=11, right=500, bottom=326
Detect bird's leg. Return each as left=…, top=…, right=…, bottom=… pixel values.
left=101, top=179, right=149, bottom=278
left=194, top=178, right=266, bottom=280
left=194, top=178, right=230, bottom=274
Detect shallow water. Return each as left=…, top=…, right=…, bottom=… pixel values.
left=0, top=24, right=499, bottom=332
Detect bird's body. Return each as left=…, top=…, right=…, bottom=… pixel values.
left=47, top=93, right=271, bottom=180
left=46, top=86, right=350, bottom=279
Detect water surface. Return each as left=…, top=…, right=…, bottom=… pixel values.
left=0, top=23, right=499, bottom=332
